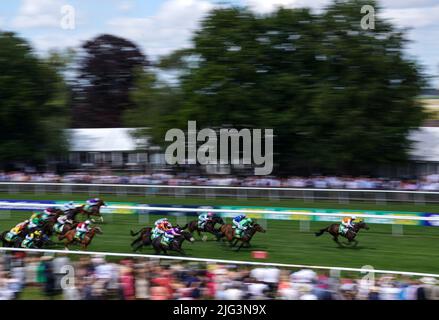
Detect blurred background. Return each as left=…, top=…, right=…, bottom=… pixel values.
left=0, top=251, right=437, bottom=300
left=0, top=0, right=439, bottom=181
left=1, top=0, right=439, bottom=301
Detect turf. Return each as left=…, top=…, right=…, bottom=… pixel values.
left=1, top=212, right=439, bottom=274
left=1, top=192, right=439, bottom=275
left=2, top=191, right=439, bottom=212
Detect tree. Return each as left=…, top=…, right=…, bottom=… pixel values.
left=123, top=69, right=183, bottom=143
left=144, top=0, right=426, bottom=175
left=72, top=34, right=148, bottom=128
left=0, top=32, right=69, bottom=170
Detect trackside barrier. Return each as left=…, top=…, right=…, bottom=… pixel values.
left=1, top=201, right=439, bottom=223
left=0, top=247, right=438, bottom=278
left=4, top=182, right=439, bottom=204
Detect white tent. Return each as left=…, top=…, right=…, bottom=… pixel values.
left=66, top=128, right=148, bottom=152
left=409, top=127, right=439, bottom=162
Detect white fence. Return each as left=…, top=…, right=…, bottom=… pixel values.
left=1, top=201, right=439, bottom=236
left=1, top=201, right=439, bottom=223
left=1, top=182, right=439, bottom=204
left=1, top=247, right=438, bottom=278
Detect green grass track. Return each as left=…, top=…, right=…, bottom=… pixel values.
left=0, top=192, right=438, bottom=274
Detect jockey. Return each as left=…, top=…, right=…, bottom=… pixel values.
left=198, top=212, right=214, bottom=229
left=28, top=213, right=43, bottom=229
left=16, top=220, right=30, bottom=232
left=340, top=216, right=357, bottom=235
left=232, top=214, right=246, bottom=229
left=75, top=220, right=91, bottom=240
left=162, top=227, right=182, bottom=246
left=21, top=230, right=42, bottom=248
left=54, top=215, right=71, bottom=233
left=62, top=201, right=76, bottom=213
left=235, top=217, right=253, bottom=238
left=154, top=217, right=169, bottom=228
left=42, top=207, right=57, bottom=220
left=86, top=198, right=101, bottom=206
left=84, top=198, right=101, bottom=211
left=6, top=220, right=29, bottom=242
left=152, top=218, right=172, bottom=239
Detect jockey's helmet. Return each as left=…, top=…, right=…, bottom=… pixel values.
left=85, top=220, right=91, bottom=225
left=351, top=216, right=357, bottom=220
left=34, top=230, right=42, bottom=237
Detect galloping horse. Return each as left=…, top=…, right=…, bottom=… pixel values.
left=81, top=200, right=106, bottom=222
left=219, top=223, right=266, bottom=251
left=0, top=230, right=23, bottom=248
left=59, top=227, right=103, bottom=250
left=315, top=221, right=369, bottom=246
left=41, top=210, right=64, bottom=237
left=53, top=221, right=78, bottom=236
left=152, top=229, right=195, bottom=255
left=186, top=216, right=224, bottom=240
left=130, top=227, right=153, bottom=251
left=65, top=206, right=85, bottom=223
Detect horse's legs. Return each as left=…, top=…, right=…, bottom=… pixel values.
left=333, top=236, right=342, bottom=247
left=236, top=241, right=245, bottom=252
left=131, top=236, right=141, bottom=247
left=349, top=238, right=359, bottom=247
left=133, top=241, right=143, bottom=252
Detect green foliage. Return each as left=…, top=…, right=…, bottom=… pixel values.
left=138, top=0, right=426, bottom=175
left=72, top=34, right=147, bottom=128
left=0, top=32, right=69, bottom=168
left=123, top=69, right=183, bottom=145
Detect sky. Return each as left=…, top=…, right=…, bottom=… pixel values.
left=0, top=0, right=438, bottom=87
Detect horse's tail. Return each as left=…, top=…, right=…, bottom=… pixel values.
left=130, top=229, right=141, bottom=236
left=315, top=227, right=329, bottom=237
left=181, top=223, right=189, bottom=230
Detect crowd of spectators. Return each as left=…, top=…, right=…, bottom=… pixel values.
left=0, top=252, right=437, bottom=300
left=3, top=171, right=439, bottom=191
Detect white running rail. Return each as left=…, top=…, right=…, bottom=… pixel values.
left=1, top=181, right=439, bottom=194
left=1, top=201, right=439, bottom=222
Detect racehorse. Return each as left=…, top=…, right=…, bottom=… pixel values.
left=65, top=206, right=85, bottom=223
left=219, top=223, right=266, bottom=251
left=130, top=227, right=153, bottom=251
left=18, top=234, right=45, bottom=249
left=81, top=200, right=107, bottom=222
left=59, top=226, right=103, bottom=250
left=315, top=221, right=370, bottom=246
left=54, top=221, right=78, bottom=236
left=151, top=229, right=195, bottom=255
left=0, top=230, right=23, bottom=248
left=186, top=216, right=224, bottom=240
left=40, top=211, right=63, bottom=237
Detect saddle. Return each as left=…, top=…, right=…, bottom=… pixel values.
left=160, top=237, right=172, bottom=247
left=339, top=225, right=355, bottom=236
